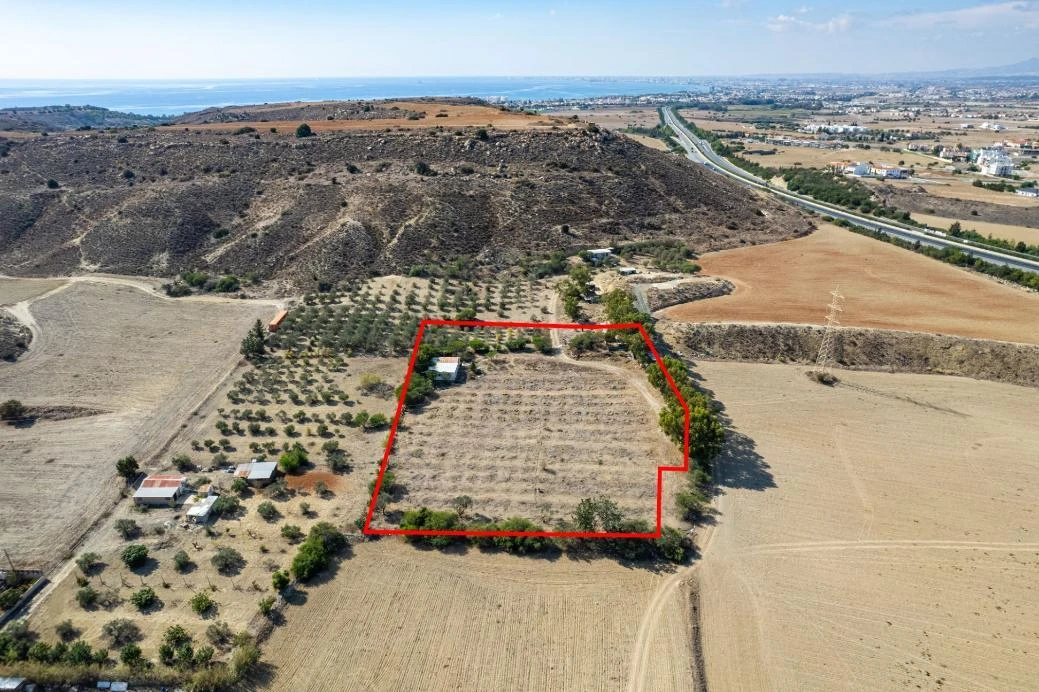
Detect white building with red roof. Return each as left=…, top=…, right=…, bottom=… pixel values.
left=133, top=473, right=189, bottom=507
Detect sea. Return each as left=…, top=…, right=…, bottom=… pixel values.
left=0, top=77, right=707, bottom=117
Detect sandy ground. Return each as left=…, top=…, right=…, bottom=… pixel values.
left=569, top=107, right=663, bottom=130
left=694, top=361, right=1039, bottom=691
left=622, top=132, right=669, bottom=151
left=259, top=538, right=697, bottom=691
left=381, top=352, right=675, bottom=529
left=910, top=212, right=1039, bottom=245
left=186, top=102, right=572, bottom=134
left=661, top=224, right=1039, bottom=345
left=0, top=278, right=67, bottom=305
left=0, top=281, right=274, bottom=569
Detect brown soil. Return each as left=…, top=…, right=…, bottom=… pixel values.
left=285, top=470, right=344, bottom=493
left=694, top=361, right=1039, bottom=691
left=661, top=224, right=1039, bottom=345
left=378, top=352, right=677, bottom=528
left=910, top=212, right=1039, bottom=245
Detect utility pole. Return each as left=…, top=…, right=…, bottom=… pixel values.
left=816, top=285, right=845, bottom=372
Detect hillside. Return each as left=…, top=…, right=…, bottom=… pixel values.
left=0, top=122, right=809, bottom=290
left=0, top=105, right=166, bottom=132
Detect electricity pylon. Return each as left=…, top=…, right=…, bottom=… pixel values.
left=816, top=285, right=845, bottom=371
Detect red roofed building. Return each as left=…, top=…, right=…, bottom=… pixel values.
left=133, top=473, right=189, bottom=507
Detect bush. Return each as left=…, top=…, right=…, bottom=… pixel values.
left=190, top=591, right=215, bottom=616
left=173, top=549, right=192, bottom=572
left=172, top=453, right=193, bottom=472
left=129, top=587, right=157, bottom=611
left=400, top=507, right=461, bottom=548
left=46, top=178, right=60, bottom=189
left=253, top=596, right=275, bottom=619
left=281, top=524, right=303, bottom=542
left=272, top=570, right=291, bottom=591
left=102, top=618, right=141, bottom=646
left=76, top=585, right=98, bottom=609
left=257, top=501, right=279, bottom=521
left=295, top=123, right=314, bottom=138
left=120, top=544, right=148, bottom=568
left=75, top=552, right=100, bottom=574
left=211, top=494, right=241, bottom=517
left=206, top=621, right=233, bottom=649
left=0, top=399, right=26, bottom=421
left=113, top=518, right=139, bottom=539
left=55, top=619, right=79, bottom=641
left=211, top=547, right=245, bottom=574
left=655, top=526, right=692, bottom=563
left=290, top=522, right=346, bottom=581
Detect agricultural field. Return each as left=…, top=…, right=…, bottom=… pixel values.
left=376, top=350, right=678, bottom=530
left=259, top=538, right=699, bottom=691
left=660, top=223, right=1039, bottom=345
left=693, top=361, right=1039, bottom=691
left=569, top=107, right=664, bottom=130
left=741, top=145, right=936, bottom=171
left=864, top=176, right=1039, bottom=207
left=0, top=280, right=274, bottom=570
left=910, top=211, right=1039, bottom=246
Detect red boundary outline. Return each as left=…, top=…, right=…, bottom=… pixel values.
left=362, top=320, right=690, bottom=540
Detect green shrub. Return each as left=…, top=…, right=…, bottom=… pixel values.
left=190, top=591, right=215, bottom=615
left=120, top=544, right=148, bottom=568
left=295, top=123, right=313, bottom=138
left=257, top=501, right=279, bottom=521
left=129, top=587, right=157, bottom=611
left=210, top=547, right=244, bottom=574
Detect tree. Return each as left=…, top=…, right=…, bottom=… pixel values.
left=103, top=619, right=141, bottom=647
left=75, top=552, right=100, bottom=574
left=295, top=123, right=313, bottom=138
left=115, top=455, right=139, bottom=481
left=278, top=442, right=308, bottom=473
left=76, top=585, right=99, bottom=609
left=55, top=620, right=79, bottom=642
left=129, top=587, right=156, bottom=611
left=190, top=591, right=215, bottom=615
left=241, top=319, right=266, bottom=359
left=113, top=518, right=139, bottom=539
left=120, top=643, right=144, bottom=667
left=257, top=501, right=279, bottom=521
left=272, top=570, right=290, bottom=591
left=46, top=178, right=60, bottom=189
left=211, top=546, right=245, bottom=574
left=163, top=624, right=191, bottom=647
left=475, top=128, right=489, bottom=141
left=0, top=399, right=25, bottom=421
left=281, top=524, right=303, bottom=542
left=258, top=595, right=276, bottom=617
left=120, top=544, right=148, bottom=568
left=173, top=549, right=192, bottom=572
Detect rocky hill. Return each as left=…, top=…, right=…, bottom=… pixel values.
left=0, top=124, right=810, bottom=290
left=0, top=105, right=166, bottom=132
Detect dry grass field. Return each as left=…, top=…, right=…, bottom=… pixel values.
left=622, top=132, right=669, bottom=151
left=742, top=146, right=936, bottom=171
left=188, top=101, right=571, bottom=134
left=379, top=352, right=675, bottom=529
left=910, top=211, right=1039, bottom=245
left=694, top=361, right=1039, bottom=691
left=0, top=281, right=273, bottom=569
left=570, top=107, right=663, bottom=130
left=660, top=224, right=1039, bottom=344
left=0, top=278, right=67, bottom=305
left=259, top=538, right=698, bottom=691
left=866, top=176, right=1039, bottom=207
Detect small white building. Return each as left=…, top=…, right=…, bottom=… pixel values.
left=872, top=165, right=909, bottom=179
left=234, top=460, right=279, bottom=487
left=975, top=148, right=1014, bottom=177
left=618, top=267, right=638, bottom=276
left=586, top=248, right=613, bottom=264
left=1017, top=187, right=1039, bottom=198
left=429, top=356, right=462, bottom=384
left=186, top=494, right=219, bottom=523
left=845, top=162, right=871, bottom=177
left=133, top=474, right=189, bottom=507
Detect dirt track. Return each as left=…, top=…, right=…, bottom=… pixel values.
left=694, top=361, right=1039, bottom=691
left=661, top=224, right=1039, bottom=344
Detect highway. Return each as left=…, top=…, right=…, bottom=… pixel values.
left=661, top=107, right=1039, bottom=274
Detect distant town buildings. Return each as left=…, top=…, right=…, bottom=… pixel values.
left=830, top=161, right=909, bottom=179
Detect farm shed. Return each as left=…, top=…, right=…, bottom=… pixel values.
left=618, top=267, right=638, bottom=276
left=133, top=474, right=188, bottom=507
left=429, top=356, right=462, bottom=384
left=587, top=247, right=613, bottom=264
left=268, top=309, right=289, bottom=333
left=235, top=460, right=279, bottom=487
left=186, top=494, right=219, bottom=523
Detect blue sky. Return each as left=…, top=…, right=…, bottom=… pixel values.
left=2, top=0, right=1038, bottom=79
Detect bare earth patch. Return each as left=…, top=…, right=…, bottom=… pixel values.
left=661, top=223, right=1039, bottom=344
left=377, top=353, right=674, bottom=529
left=0, top=282, right=273, bottom=568
left=695, top=361, right=1039, bottom=691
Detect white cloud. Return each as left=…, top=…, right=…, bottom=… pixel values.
left=882, top=1, right=1039, bottom=30
left=767, top=12, right=853, bottom=33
